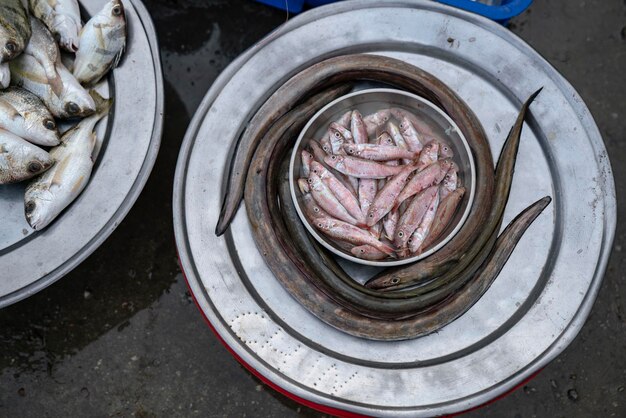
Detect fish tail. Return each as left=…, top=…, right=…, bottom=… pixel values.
left=89, top=89, right=113, bottom=119
left=48, top=70, right=64, bottom=97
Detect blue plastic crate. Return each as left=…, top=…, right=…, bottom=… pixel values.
left=252, top=0, right=533, bottom=25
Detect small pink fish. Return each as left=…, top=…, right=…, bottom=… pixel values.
left=324, top=154, right=405, bottom=179
left=314, top=217, right=395, bottom=256
left=420, top=187, right=465, bottom=250
left=367, top=163, right=419, bottom=226
left=394, top=186, right=438, bottom=250
left=309, top=140, right=358, bottom=196
left=363, top=109, right=391, bottom=136
left=308, top=172, right=360, bottom=226
left=440, top=162, right=459, bottom=200
left=358, top=178, right=377, bottom=220
left=301, top=150, right=314, bottom=177
left=383, top=209, right=399, bottom=240
left=311, top=161, right=365, bottom=224
left=416, top=141, right=439, bottom=170
left=343, top=143, right=417, bottom=161
left=395, top=158, right=452, bottom=209
left=409, top=189, right=439, bottom=253
left=350, top=110, right=368, bottom=145
left=391, top=107, right=439, bottom=138
left=301, top=192, right=329, bottom=220
left=398, top=116, right=424, bottom=152
left=351, top=245, right=387, bottom=260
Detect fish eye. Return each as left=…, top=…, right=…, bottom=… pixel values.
left=317, top=222, right=323, bottom=228
left=334, top=132, right=341, bottom=138
left=314, top=207, right=319, bottom=213
left=408, top=238, right=412, bottom=244
left=112, top=5, right=122, bottom=16
left=398, top=231, right=404, bottom=237
left=66, top=102, right=80, bottom=115
left=391, top=278, right=400, bottom=284
left=331, top=156, right=336, bottom=160
left=307, top=178, right=313, bottom=184
left=43, top=119, right=56, bottom=130
left=399, top=123, right=405, bottom=129
left=323, top=145, right=330, bottom=152
left=25, top=201, right=36, bottom=214
left=360, top=249, right=365, bottom=254
left=368, top=214, right=373, bottom=218
left=5, top=41, right=17, bottom=54
left=28, top=161, right=43, bottom=173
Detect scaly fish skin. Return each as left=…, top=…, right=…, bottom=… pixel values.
left=73, top=0, right=127, bottom=86
left=29, top=0, right=82, bottom=52
left=24, top=91, right=111, bottom=230
left=23, top=16, right=63, bottom=96
left=0, top=86, right=60, bottom=145
left=0, top=127, right=53, bottom=184
left=324, top=154, right=404, bottom=179
left=10, top=52, right=96, bottom=118
left=0, top=0, right=31, bottom=63
left=301, top=192, right=329, bottom=220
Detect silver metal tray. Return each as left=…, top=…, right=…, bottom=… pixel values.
left=0, top=0, right=163, bottom=307
left=173, top=0, right=616, bottom=415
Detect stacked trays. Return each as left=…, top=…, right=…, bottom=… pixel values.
left=174, top=1, right=615, bottom=416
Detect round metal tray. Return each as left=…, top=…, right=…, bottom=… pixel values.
left=0, top=0, right=163, bottom=308
left=173, top=0, right=616, bottom=415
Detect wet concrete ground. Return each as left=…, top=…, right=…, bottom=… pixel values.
left=1, top=0, right=624, bottom=416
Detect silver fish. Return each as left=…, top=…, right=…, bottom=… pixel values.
left=29, top=0, right=81, bottom=52
left=73, top=0, right=126, bottom=86
left=10, top=52, right=95, bottom=118
left=0, top=127, right=53, bottom=184
left=24, top=91, right=111, bottom=230
left=301, top=150, right=313, bottom=177
left=0, top=0, right=31, bottom=63
left=0, top=86, right=59, bottom=145
left=23, top=15, right=63, bottom=96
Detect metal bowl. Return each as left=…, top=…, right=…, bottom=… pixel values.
left=289, top=88, right=476, bottom=267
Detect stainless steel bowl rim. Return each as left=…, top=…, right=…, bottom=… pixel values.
left=289, top=87, right=476, bottom=266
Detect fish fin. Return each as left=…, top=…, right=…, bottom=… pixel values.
left=89, top=90, right=113, bottom=117
left=112, top=40, right=126, bottom=69
left=48, top=70, right=64, bottom=97
left=0, top=98, right=22, bottom=120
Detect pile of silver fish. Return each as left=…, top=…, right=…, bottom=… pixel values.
left=0, top=0, right=126, bottom=230
left=298, top=107, right=464, bottom=261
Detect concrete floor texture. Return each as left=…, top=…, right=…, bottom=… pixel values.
left=0, top=0, right=624, bottom=416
